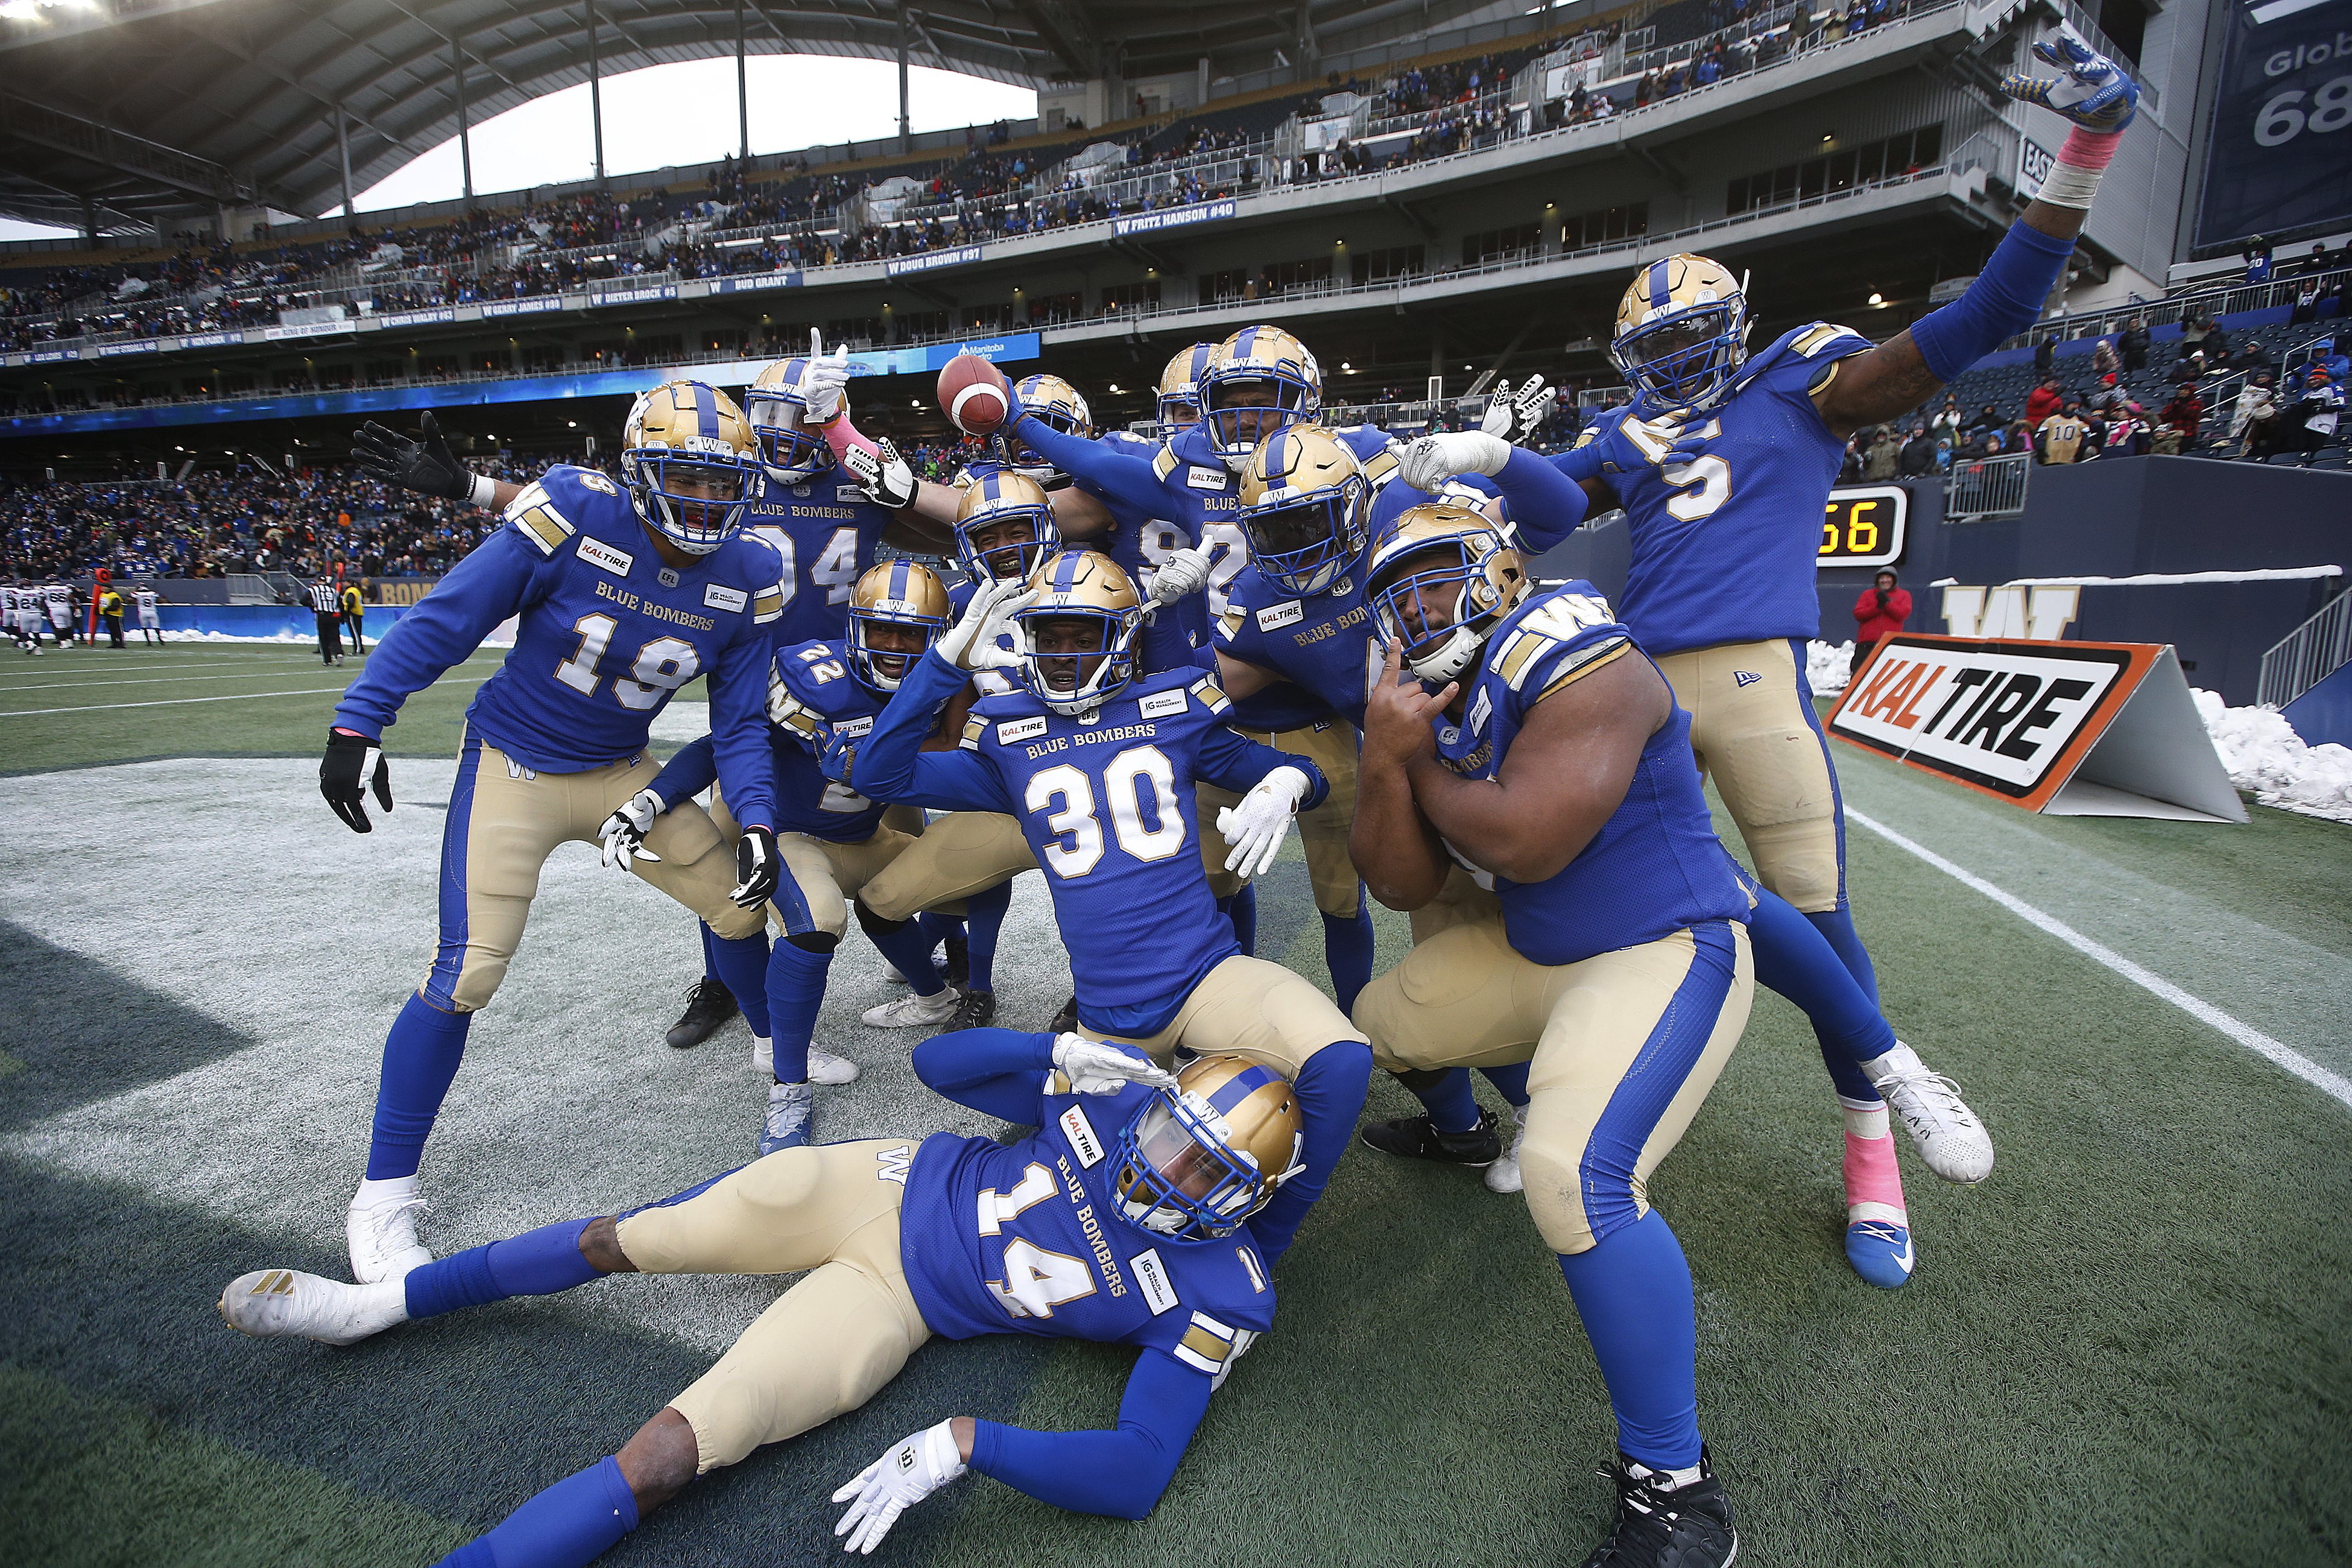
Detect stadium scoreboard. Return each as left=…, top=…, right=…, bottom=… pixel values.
left=1818, top=484, right=1907, bottom=567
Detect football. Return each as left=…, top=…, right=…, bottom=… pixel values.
left=938, top=353, right=1011, bottom=436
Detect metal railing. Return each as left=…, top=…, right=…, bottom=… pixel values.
left=2008, top=264, right=2352, bottom=352
left=2257, top=586, right=2352, bottom=709
left=1944, top=450, right=2032, bottom=520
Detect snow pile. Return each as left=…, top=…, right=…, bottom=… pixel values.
left=1807, top=639, right=1856, bottom=696
left=2193, top=689, right=2352, bottom=823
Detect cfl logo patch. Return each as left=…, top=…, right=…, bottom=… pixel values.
left=1733, top=669, right=1762, bottom=689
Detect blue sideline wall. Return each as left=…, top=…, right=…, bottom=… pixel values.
left=1535, top=459, right=2349, bottom=706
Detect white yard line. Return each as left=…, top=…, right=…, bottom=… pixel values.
left=0, top=674, right=486, bottom=718
left=0, top=657, right=318, bottom=677
left=1848, top=808, right=2352, bottom=1112
left=0, top=669, right=365, bottom=694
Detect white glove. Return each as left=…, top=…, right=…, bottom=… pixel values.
left=799, top=326, right=853, bottom=423
left=1148, top=546, right=1213, bottom=607
left=842, top=438, right=918, bottom=508
left=1052, top=1033, right=1179, bottom=1095
left=597, top=788, right=666, bottom=868
left=935, top=577, right=1032, bottom=672
left=1399, top=431, right=1511, bottom=492
left=1216, top=764, right=1311, bottom=879
left=832, top=1420, right=967, bottom=1555
left=1479, top=374, right=1552, bottom=443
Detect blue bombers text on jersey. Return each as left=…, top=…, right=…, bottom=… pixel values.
left=335, top=464, right=783, bottom=828
left=836, top=648, right=1330, bottom=1036
left=1433, top=581, right=1747, bottom=966
left=1576, top=321, right=1873, bottom=657
left=651, top=636, right=892, bottom=844
left=899, top=1075, right=1275, bottom=1348
left=741, top=473, right=896, bottom=646
left=1215, top=564, right=1380, bottom=731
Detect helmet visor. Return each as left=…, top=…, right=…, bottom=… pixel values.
left=1114, top=1091, right=1262, bottom=1242
left=635, top=450, right=754, bottom=546
left=744, top=389, right=830, bottom=476
left=1368, top=546, right=1475, bottom=664
left=958, top=508, right=1058, bottom=585
left=1019, top=609, right=1117, bottom=697
left=1242, top=491, right=1355, bottom=593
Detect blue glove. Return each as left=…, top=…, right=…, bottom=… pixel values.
left=2000, top=35, right=2138, bottom=133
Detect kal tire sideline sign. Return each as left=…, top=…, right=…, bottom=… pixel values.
left=1829, top=634, right=2246, bottom=822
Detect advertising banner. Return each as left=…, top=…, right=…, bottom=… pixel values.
left=2193, top=0, right=2352, bottom=248
left=1829, top=634, right=2246, bottom=821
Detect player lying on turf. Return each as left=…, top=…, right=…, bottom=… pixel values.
left=595, top=560, right=965, bottom=1154
left=220, top=1035, right=1298, bottom=1566
left=323, top=381, right=788, bottom=1286
left=830, top=551, right=1374, bottom=1266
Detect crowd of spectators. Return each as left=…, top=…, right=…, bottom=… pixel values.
left=0, top=456, right=553, bottom=585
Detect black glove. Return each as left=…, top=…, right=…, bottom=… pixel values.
left=730, top=824, right=780, bottom=909
left=320, top=728, right=393, bottom=832
left=352, top=411, right=472, bottom=501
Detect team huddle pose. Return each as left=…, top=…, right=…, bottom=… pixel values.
left=220, top=39, right=2135, bottom=1568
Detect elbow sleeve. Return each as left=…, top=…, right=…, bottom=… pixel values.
left=1909, top=221, right=2076, bottom=382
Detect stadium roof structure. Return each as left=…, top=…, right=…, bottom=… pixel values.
left=0, top=0, right=1510, bottom=234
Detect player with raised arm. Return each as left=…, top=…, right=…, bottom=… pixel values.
left=1394, top=42, right=2128, bottom=1277
left=597, top=559, right=962, bottom=1153
left=1348, top=503, right=1754, bottom=1567
left=832, top=552, right=1374, bottom=1266
left=218, top=1033, right=1296, bottom=1567
left=324, top=380, right=787, bottom=1285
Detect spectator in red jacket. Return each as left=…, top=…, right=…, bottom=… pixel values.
left=2024, top=375, right=2066, bottom=425
left=1851, top=569, right=1911, bottom=680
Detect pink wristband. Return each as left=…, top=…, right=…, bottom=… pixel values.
left=2055, top=126, right=2122, bottom=171
left=821, top=413, right=880, bottom=463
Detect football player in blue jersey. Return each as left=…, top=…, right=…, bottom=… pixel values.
left=833, top=549, right=1374, bottom=1266
left=1392, top=43, right=2138, bottom=1271
left=654, top=334, right=958, bottom=1053
left=1348, top=502, right=1754, bottom=1567
left=218, top=1036, right=1300, bottom=1568
left=324, top=381, right=789, bottom=1286
left=1153, top=343, right=1256, bottom=621
left=597, top=560, right=964, bottom=1154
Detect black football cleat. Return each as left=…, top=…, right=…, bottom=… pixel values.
left=943, top=927, right=971, bottom=991
left=664, top=977, right=738, bottom=1050
left=1577, top=1451, right=1737, bottom=1568
left=1048, top=993, right=1079, bottom=1035
left=1359, top=1108, right=1502, bottom=1167
left=949, top=988, right=997, bottom=1030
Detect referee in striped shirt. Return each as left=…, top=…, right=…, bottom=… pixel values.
left=307, top=575, right=346, bottom=666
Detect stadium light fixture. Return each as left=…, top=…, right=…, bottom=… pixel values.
left=1868, top=292, right=1884, bottom=306
left=1108, top=383, right=1122, bottom=393
left=1341, top=361, right=1353, bottom=371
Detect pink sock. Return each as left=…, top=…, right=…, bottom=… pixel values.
left=821, top=411, right=881, bottom=463
left=2056, top=125, right=2122, bottom=170
left=1841, top=1098, right=1907, bottom=1225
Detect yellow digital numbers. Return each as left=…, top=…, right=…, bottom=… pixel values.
left=1818, top=486, right=1906, bottom=568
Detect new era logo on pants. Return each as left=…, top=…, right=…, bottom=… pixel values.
left=1733, top=669, right=1762, bottom=688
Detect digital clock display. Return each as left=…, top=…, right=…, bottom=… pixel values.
left=1819, top=485, right=1907, bottom=568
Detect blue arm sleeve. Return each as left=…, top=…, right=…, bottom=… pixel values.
left=703, top=624, right=776, bottom=830
left=1197, top=724, right=1329, bottom=809
left=911, top=1028, right=1057, bottom=1122
left=1908, top=220, right=2078, bottom=382
left=1493, top=446, right=1592, bottom=553
left=1010, top=414, right=1177, bottom=520
left=331, top=527, right=543, bottom=738
left=833, top=648, right=1016, bottom=814
left=648, top=735, right=718, bottom=806
left=969, top=1350, right=1215, bottom=1520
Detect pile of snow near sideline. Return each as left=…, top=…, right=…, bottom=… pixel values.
left=2193, top=689, right=2352, bottom=824
left=1807, top=639, right=1856, bottom=696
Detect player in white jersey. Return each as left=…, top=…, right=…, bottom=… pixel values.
left=43, top=581, right=75, bottom=646
left=5, top=584, right=37, bottom=654
left=134, top=587, right=164, bottom=645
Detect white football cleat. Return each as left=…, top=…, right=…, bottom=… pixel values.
left=807, top=1047, right=859, bottom=1086
left=1485, top=1104, right=1530, bottom=1195
left=220, top=1268, right=409, bottom=1345
left=347, top=1177, right=432, bottom=1283
left=860, top=987, right=962, bottom=1029
left=752, top=1037, right=859, bottom=1084
left=1862, top=1043, right=1994, bottom=1184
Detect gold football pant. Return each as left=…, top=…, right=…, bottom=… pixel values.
left=1654, top=637, right=1848, bottom=914
left=1197, top=718, right=1364, bottom=917
left=707, top=792, right=922, bottom=940
left=856, top=810, right=1037, bottom=923
left=614, top=1140, right=930, bottom=1473
left=420, top=734, right=763, bottom=1013
left=1092, top=953, right=1368, bottom=1076
left=1352, top=920, right=1752, bottom=1254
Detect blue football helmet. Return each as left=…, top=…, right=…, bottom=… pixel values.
left=1114, top=1054, right=1304, bottom=1244
left=1608, top=253, right=1752, bottom=416
left=1012, top=549, right=1142, bottom=717
left=844, top=558, right=951, bottom=693
left=952, top=469, right=1061, bottom=586
left=1156, top=342, right=1218, bottom=434
left=1363, top=501, right=1531, bottom=686
left=1236, top=425, right=1368, bottom=596
left=743, top=356, right=838, bottom=483
left=619, top=381, right=760, bottom=555
left=1200, top=324, right=1323, bottom=469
